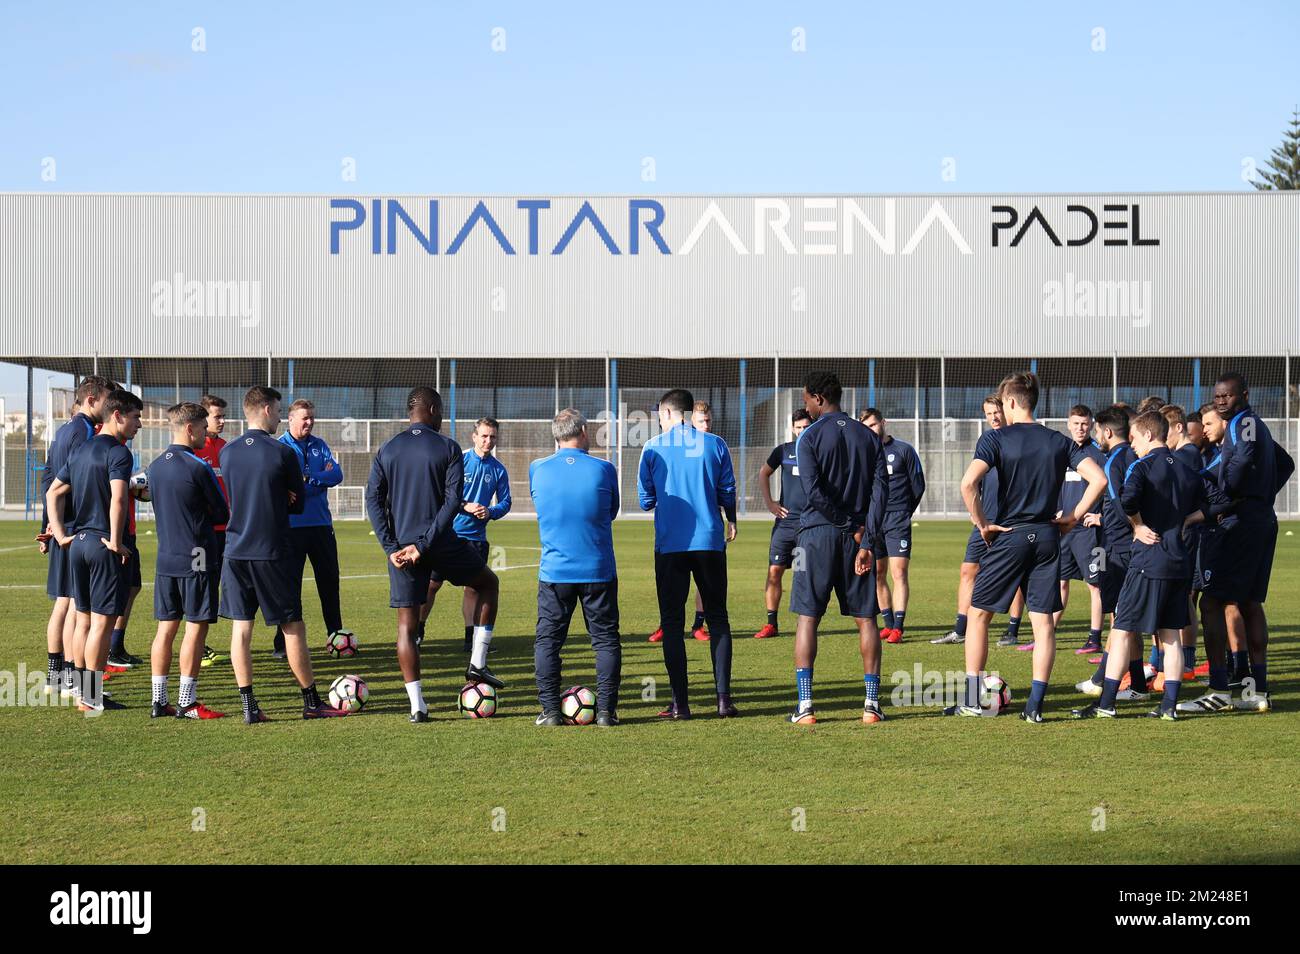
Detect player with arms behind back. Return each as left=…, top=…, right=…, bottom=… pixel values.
left=788, top=371, right=888, bottom=725
left=952, top=373, right=1107, bottom=723
left=753, top=409, right=811, bottom=639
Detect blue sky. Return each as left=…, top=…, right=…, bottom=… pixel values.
left=2, top=0, right=1297, bottom=406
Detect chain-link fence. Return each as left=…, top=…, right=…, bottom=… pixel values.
left=9, top=355, right=1299, bottom=519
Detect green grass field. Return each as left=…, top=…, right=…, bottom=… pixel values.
left=2, top=518, right=1298, bottom=864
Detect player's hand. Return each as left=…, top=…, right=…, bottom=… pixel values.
left=979, top=523, right=1010, bottom=543
left=37, top=539, right=49, bottom=554
left=1133, top=525, right=1159, bottom=546
left=466, top=503, right=489, bottom=521
left=1081, top=512, right=1102, bottom=528
left=766, top=502, right=788, bottom=519
left=35, top=529, right=52, bottom=544
left=101, top=538, right=131, bottom=564
left=854, top=547, right=873, bottom=575
left=1052, top=513, right=1078, bottom=534
left=726, top=522, right=738, bottom=542
left=56, top=533, right=74, bottom=548
left=287, top=490, right=299, bottom=505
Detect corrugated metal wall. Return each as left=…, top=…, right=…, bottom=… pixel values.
left=2, top=193, right=1297, bottom=360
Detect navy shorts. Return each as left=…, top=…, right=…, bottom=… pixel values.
left=1099, top=545, right=1131, bottom=615
left=390, top=536, right=489, bottom=607
left=46, top=536, right=73, bottom=600
left=1113, top=572, right=1191, bottom=633
left=219, top=557, right=302, bottom=626
left=963, top=527, right=988, bottom=564
left=971, top=523, right=1062, bottom=615
left=1192, top=525, right=1217, bottom=593
left=1058, top=527, right=1103, bottom=585
left=69, top=531, right=130, bottom=617
left=790, top=524, right=878, bottom=620
left=769, top=520, right=799, bottom=567
left=880, top=510, right=913, bottom=559
left=155, top=572, right=219, bottom=624
left=124, top=534, right=142, bottom=589
left=1200, top=517, right=1276, bottom=604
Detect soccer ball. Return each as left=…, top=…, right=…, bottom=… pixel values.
left=458, top=681, right=497, bottom=719
left=129, top=472, right=150, bottom=502
left=328, top=674, right=369, bottom=713
left=980, top=674, right=1012, bottom=716
left=326, top=630, right=358, bottom=657
left=560, top=685, right=597, bottom=726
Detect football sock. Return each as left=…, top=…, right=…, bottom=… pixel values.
left=882, top=609, right=896, bottom=630
left=272, top=628, right=285, bottom=652
left=766, top=609, right=778, bottom=627
left=1249, top=662, right=1268, bottom=694
left=954, top=613, right=968, bottom=637
left=178, top=675, right=197, bottom=709
left=110, top=628, right=125, bottom=655
left=1208, top=666, right=1229, bottom=693
left=795, top=667, right=813, bottom=710
left=1026, top=679, right=1048, bottom=714
left=470, top=626, right=493, bottom=669
left=1090, top=652, right=1109, bottom=686
left=151, top=675, right=168, bottom=706
left=965, top=673, right=982, bottom=708
left=1149, top=643, right=1162, bottom=669
left=863, top=673, right=880, bottom=707
left=416, top=620, right=426, bottom=641
left=693, top=611, right=705, bottom=630
left=1128, top=659, right=1148, bottom=692
left=1099, top=677, right=1121, bottom=710
left=1006, top=616, right=1022, bottom=640
left=62, top=661, right=75, bottom=689
left=405, top=679, right=427, bottom=714
left=1233, top=650, right=1250, bottom=674
left=1184, top=644, right=1197, bottom=672
left=47, top=652, right=62, bottom=685
left=1161, top=679, right=1181, bottom=712
left=302, top=683, right=322, bottom=708
left=239, top=685, right=257, bottom=719
left=1087, top=627, right=1102, bottom=646
left=463, top=625, right=473, bottom=643
left=894, top=611, right=906, bottom=635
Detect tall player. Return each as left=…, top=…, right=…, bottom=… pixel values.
left=147, top=402, right=229, bottom=719
left=37, top=375, right=110, bottom=699
left=1054, top=405, right=1106, bottom=656
left=366, top=387, right=504, bottom=723
left=219, top=386, right=346, bottom=722
left=45, top=389, right=143, bottom=712
left=859, top=409, right=925, bottom=643
left=933, top=394, right=1026, bottom=645
left=753, top=409, right=811, bottom=639
left=952, top=373, right=1106, bottom=722
left=420, top=416, right=511, bottom=652
left=787, top=372, right=887, bottom=725
left=193, top=394, right=229, bottom=668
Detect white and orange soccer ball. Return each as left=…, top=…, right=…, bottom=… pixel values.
left=980, top=674, right=1012, bottom=716
left=328, top=674, right=369, bottom=713
left=459, top=681, right=497, bottom=719
left=326, top=630, right=358, bottom=658
left=560, top=685, right=597, bottom=725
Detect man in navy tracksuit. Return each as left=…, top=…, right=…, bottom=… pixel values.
left=274, top=398, right=350, bottom=658
left=1181, top=372, right=1295, bottom=714
left=37, top=375, right=110, bottom=698
left=957, top=373, right=1106, bottom=722
left=530, top=408, right=621, bottom=727
left=859, top=408, right=924, bottom=643
left=788, top=372, right=888, bottom=726
left=147, top=402, right=230, bottom=720
left=422, top=416, right=512, bottom=652
left=638, top=388, right=738, bottom=720
left=1055, top=405, right=1106, bottom=654
left=219, top=386, right=345, bottom=723
left=366, top=387, right=503, bottom=723
left=44, top=389, right=143, bottom=713
left=1074, top=410, right=1206, bottom=720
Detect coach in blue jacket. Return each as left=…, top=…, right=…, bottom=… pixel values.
left=530, top=408, right=621, bottom=727
left=637, top=388, right=738, bottom=720
left=274, top=399, right=352, bottom=656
